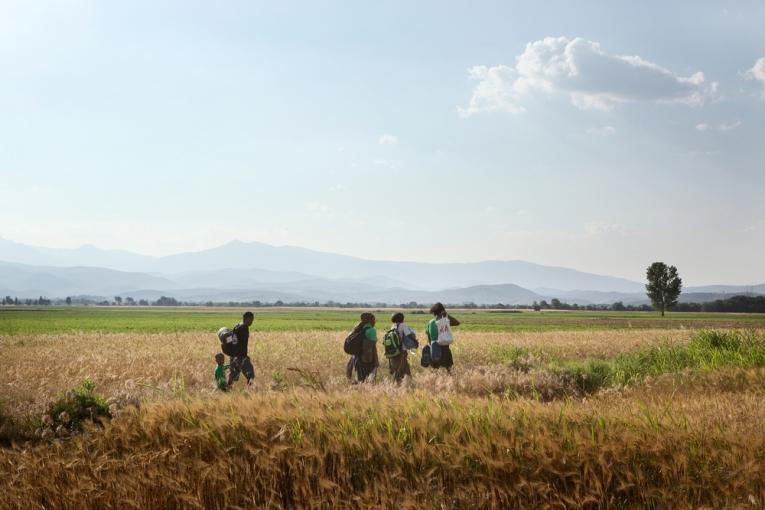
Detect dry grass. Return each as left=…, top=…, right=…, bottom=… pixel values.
left=1, top=383, right=764, bottom=509
left=2, top=328, right=765, bottom=508
left=0, top=329, right=692, bottom=419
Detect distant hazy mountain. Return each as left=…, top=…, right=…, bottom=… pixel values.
left=0, top=261, right=178, bottom=298
left=685, top=284, right=765, bottom=294
left=2, top=238, right=763, bottom=303
left=151, top=240, right=646, bottom=292
left=533, top=289, right=647, bottom=306
left=350, top=284, right=546, bottom=305
left=1, top=258, right=762, bottom=305
left=534, top=288, right=765, bottom=306
left=170, top=268, right=318, bottom=288
left=679, top=292, right=764, bottom=303
left=0, top=238, right=644, bottom=292
left=0, top=238, right=154, bottom=271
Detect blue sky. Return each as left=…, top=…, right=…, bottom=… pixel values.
left=1, top=1, right=764, bottom=284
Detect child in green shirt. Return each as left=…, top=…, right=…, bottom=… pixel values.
left=214, top=353, right=230, bottom=391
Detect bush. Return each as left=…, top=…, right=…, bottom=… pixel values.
left=39, top=379, right=111, bottom=438
left=552, top=359, right=613, bottom=393
left=550, top=330, right=765, bottom=393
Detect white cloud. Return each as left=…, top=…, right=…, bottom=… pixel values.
left=719, top=121, right=741, bottom=132
left=372, top=159, right=402, bottom=169
left=306, top=202, right=331, bottom=214
left=696, top=121, right=741, bottom=132
left=586, top=126, right=616, bottom=136
left=584, top=222, right=631, bottom=238
left=458, top=65, right=524, bottom=116
left=378, top=133, right=399, bottom=145
left=460, top=36, right=714, bottom=116
left=745, top=57, right=765, bottom=98
left=744, top=221, right=765, bottom=233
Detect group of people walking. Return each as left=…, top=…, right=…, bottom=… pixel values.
left=214, top=303, right=459, bottom=390
left=344, top=303, right=460, bottom=383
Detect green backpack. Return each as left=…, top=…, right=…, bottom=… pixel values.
left=383, top=327, right=402, bottom=358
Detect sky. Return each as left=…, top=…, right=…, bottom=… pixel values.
left=0, top=0, right=764, bottom=285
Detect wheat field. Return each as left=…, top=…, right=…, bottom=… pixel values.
left=1, top=329, right=691, bottom=418
left=2, top=323, right=765, bottom=508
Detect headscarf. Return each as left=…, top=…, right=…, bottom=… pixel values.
left=350, top=312, right=375, bottom=335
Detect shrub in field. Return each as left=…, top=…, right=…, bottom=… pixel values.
left=612, top=329, right=765, bottom=385
left=552, top=358, right=613, bottom=393
left=38, top=378, right=111, bottom=438
left=551, top=330, right=765, bottom=393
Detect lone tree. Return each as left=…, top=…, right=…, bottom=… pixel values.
left=645, top=262, right=682, bottom=316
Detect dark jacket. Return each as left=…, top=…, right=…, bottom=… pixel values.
left=229, top=323, right=250, bottom=357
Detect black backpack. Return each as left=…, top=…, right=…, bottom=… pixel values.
left=343, top=328, right=365, bottom=356
left=420, top=343, right=431, bottom=367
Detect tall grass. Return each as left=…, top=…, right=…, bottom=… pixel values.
left=555, top=330, right=765, bottom=394
left=0, top=329, right=691, bottom=420
left=2, top=327, right=765, bottom=507
left=1, top=389, right=764, bottom=509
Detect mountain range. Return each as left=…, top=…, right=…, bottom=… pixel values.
left=0, top=238, right=762, bottom=305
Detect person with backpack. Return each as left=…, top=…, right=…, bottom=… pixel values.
left=423, top=302, right=460, bottom=372
left=218, top=311, right=255, bottom=388
left=384, top=312, right=417, bottom=382
left=343, top=312, right=379, bottom=383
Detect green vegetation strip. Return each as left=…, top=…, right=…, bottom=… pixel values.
left=2, top=306, right=765, bottom=335
left=547, top=330, right=765, bottom=393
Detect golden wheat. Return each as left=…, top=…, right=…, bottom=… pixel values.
left=0, top=329, right=692, bottom=417
left=2, top=328, right=765, bottom=508
left=1, top=386, right=764, bottom=509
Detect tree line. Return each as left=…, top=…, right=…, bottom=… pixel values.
left=3, top=294, right=765, bottom=313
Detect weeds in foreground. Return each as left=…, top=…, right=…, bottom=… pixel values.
left=36, top=378, right=112, bottom=439
left=1, top=390, right=764, bottom=509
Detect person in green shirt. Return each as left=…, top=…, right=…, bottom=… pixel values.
left=214, top=353, right=230, bottom=391
left=425, top=302, right=460, bottom=372
left=345, top=312, right=379, bottom=382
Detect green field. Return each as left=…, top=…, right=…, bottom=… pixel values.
left=1, top=305, right=765, bottom=335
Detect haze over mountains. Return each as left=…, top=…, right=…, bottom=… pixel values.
left=0, top=238, right=762, bottom=305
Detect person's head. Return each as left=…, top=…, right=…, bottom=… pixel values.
left=242, top=311, right=254, bottom=326
left=360, top=312, right=376, bottom=326
left=391, top=312, right=404, bottom=324
left=215, top=352, right=225, bottom=365
left=429, top=302, right=446, bottom=316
